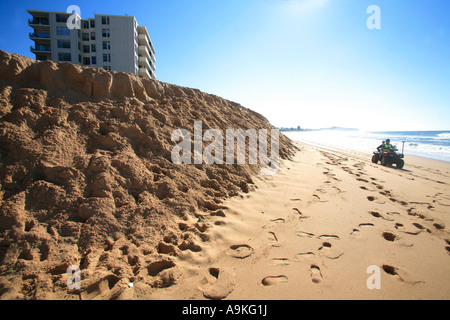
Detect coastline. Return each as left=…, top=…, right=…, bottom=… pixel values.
left=283, top=130, right=450, bottom=163
left=296, top=140, right=450, bottom=168
left=151, top=140, right=450, bottom=300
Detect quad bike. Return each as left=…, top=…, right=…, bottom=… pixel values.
left=372, top=142, right=405, bottom=169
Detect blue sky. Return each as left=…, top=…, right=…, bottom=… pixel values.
left=1, top=0, right=449, bottom=131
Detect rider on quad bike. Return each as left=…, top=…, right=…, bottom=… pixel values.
left=372, top=140, right=385, bottom=163
left=383, top=139, right=394, bottom=151
left=377, top=141, right=385, bottom=153
left=372, top=139, right=405, bottom=169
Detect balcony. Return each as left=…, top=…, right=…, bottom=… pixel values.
left=139, top=67, right=151, bottom=79
left=138, top=45, right=156, bottom=65
left=138, top=57, right=151, bottom=72
left=138, top=46, right=156, bottom=68
left=29, top=32, right=51, bottom=41
left=138, top=45, right=149, bottom=59
left=138, top=33, right=150, bottom=48
left=30, top=45, right=51, bottom=53
left=36, top=55, right=50, bottom=61
left=28, top=18, right=50, bottom=26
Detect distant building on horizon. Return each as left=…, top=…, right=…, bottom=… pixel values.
left=27, top=9, right=156, bottom=80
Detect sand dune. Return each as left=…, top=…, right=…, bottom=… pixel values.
left=0, top=50, right=295, bottom=300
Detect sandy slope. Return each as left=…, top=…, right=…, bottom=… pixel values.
left=0, top=50, right=296, bottom=300
left=152, top=142, right=450, bottom=300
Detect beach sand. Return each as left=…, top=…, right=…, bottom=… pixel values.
left=1, top=51, right=448, bottom=300
left=152, top=141, right=450, bottom=300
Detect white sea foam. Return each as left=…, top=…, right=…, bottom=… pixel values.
left=437, top=132, right=450, bottom=139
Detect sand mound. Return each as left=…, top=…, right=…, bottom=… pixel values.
left=0, top=50, right=296, bottom=299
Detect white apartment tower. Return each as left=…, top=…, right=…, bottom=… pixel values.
left=27, top=10, right=156, bottom=80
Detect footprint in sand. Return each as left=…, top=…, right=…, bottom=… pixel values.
left=292, top=208, right=309, bottom=220
left=369, top=210, right=382, bottom=218
left=382, top=265, right=403, bottom=282
left=268, top=231, right=278, bottom=244
left=372, top=182, right=384, bottom=190
left=369, top=211, right=393, bottom=221
left=360, top=223, right=375, bottom=227
left=296, top=231, right=315, bottom=238
left=294, top=252, right=315, bottom=261
left=226, top=244, right=254, bottom=259
left=383, top=231, right=415, bottom=247
left=433, top=223, right=445, bottom=231
left=382, top=232, right=398, bottom=242
left=200, top=267, right=235, bottom=300
left=312, top=194, right=328, bottom=203
left=388, top=197, right=409, bottom=206
left=318, top=242, right=344, bottom=259
left=350, top=229, right=361, bottom=238
left=270, top=258, right=291, bottom=266
left=381, top=265, right=423, bottom=284
left=367, top=196, right=386, bottom=204
left=395, top=223, right=424, bottom=236
left=310, top=265, right=323, bottom=284
left=318, top=234, right=340, bottom=241
left=261, top=275, right=288, bottom=286
left=395, top=223, right=405, bottom=230
left=350, top=223, right=374, bottom=238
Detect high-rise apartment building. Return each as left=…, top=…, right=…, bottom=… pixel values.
left=27, top=10, right=156, bottom=80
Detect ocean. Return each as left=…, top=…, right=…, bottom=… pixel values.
left=283, top=130, right=450, bottom=162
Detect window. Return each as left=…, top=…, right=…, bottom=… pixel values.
left=91, top=56, right=97, bottom=65
left=83, top=57, right=90, bottom=66
left=33, top=44, right=50, bottom=52
left=90, top=32, right=96, bottom=41
left=103, top=53, right=111, bottom=63
left=90, top=20, right=95, bottom=28
left=102, top=29, right=110, bottom=38
left=56, top=14, right=69, bottom=23
left=91, top=44, right=96, bottom=53
left=104, top=66, right=111, bottom=71
left=36, top=55, right=48, bottom=61
left=83, top=45, right=90, bottom=53
left=58, top=52, right=71, bottom=62
left=56, top=27, right=70, bottom=36
left=82, top=20, right=89, bottom=29
left=57, top=40, right=71, bottom=49
left=102, top=16, right=110, bottom=25
left=102, top=41, right=111, bottom=50
left=82, top=33, right=89, bottom=41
